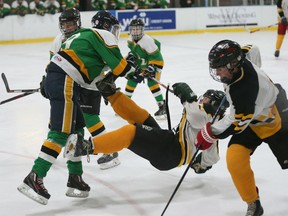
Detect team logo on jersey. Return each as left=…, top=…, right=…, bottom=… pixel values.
left=142, top=125, right=152, bottom=131
left=53, top=55, right=62, bottom=62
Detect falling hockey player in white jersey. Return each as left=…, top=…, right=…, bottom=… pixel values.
left=64, top=82, right=229, bottom=175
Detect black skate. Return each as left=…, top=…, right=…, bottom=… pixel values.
left=154, top=102, right=167, bottom=120
left=97, top=152, right=120, bottom=170
left=66, top=174, right=90, bottom=198
left=246, top=200, right=264, bottom=216
left=17, top=171, right=50, bottom=205
left=190, top=153, right=212, bottom=174
left=274, top=50, right=280, bottom=57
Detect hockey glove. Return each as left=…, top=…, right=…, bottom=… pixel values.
left=40, top=75, right=48, bottom=99
left=142, top=65, right=156, bottom=78
left=130, top=66, right=144, bottom=83
left=281, top=16, right=287, bottom=25
left=96, top=72, right=119, bottom=97
left=190, top=153, right=212, bottom=174
left=126, top=52, right=136, bottom=67
left=172, top=82, right=197, bottom=104
left=195, top=122, right=217, bottom=150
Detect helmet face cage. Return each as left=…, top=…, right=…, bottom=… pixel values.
left=59, top=8, right=81, bottom=38
left=202, top=89, right=229, bottom=117
left=208, top=40, right=245, bottom=83
left=129, top=19, right=144, bottom=41
left=91, top=10, right=121, bottom=40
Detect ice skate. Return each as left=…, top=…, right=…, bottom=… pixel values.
left=97, top=152, right=120, bottom=170
left=245, top=200, right=264, bottom=216
left=66, top=174, right=90, bottom=198
left=63, top=134, right=93, bottom=162
left=190, top=153, right=212, bottom=174
left=274, top=49, right=280, bottom=57
left=17, top=171, right=50, bottom=205
left=154, top=102, right=167, bottom=120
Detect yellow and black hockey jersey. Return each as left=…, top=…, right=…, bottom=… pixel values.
left=211, top=59, right=280, bottom=140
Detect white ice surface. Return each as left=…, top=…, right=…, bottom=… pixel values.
left=0, top=31, right=287, bottom=216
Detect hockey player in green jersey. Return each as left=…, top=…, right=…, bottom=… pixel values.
left=0, top=0, right=11, bottom=18
left=48, top=9, right=121, bottom=170
left=11, top=0, right=28, bottom=16
left=17, top=10, right=152, bottom=205
left=29, top=0, right=46, bottom=16
left=125, top=18, right=167, bottom=120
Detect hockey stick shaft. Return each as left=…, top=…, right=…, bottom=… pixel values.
left=150, top=77, right=174, bottom=93
left=0, top=92, right=33, bottom=105
left=1, top=73, right=40, bottom=93
left=161, top=96, right=227, bottom=216
left=165, top=85, right=172, bottom=130
left=246, top=23, right=277, bottom=33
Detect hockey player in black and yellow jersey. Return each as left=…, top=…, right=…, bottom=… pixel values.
left=64, top=83, right=228, bottom=174
left=195, top=39, right=288, bottom=216
left=17, top=10, right=156, bottom=205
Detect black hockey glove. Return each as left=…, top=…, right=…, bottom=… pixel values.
left=130, top=66, right=144, bottom=83
left=142, top=65, right=156, bottom=78
left=190, top=153, right=212, bottom=174
left=126, top=52, right=136, bottom=67
left=96, top=72, right=119, bottom=98
left=172, top=82, right=197, bottom=104
left=40, top=75, right=48, bottom=99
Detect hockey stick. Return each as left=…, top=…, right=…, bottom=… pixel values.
left=1, top=73, right=40, bottom=93
left=160, top=96, right=227, bottom=216
left=150, top=77, right=174, bottom=94
left=244, top=23, right=278, bottom=33
left=165, top=84, right=172, bottom=130
left=0, top=92, right=34, bottom=105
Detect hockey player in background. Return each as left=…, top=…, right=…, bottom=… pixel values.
left=195, top=39, right=288, bottom=216
left=65, top=82, right=229, bottom=174
left=11, top=0, right=28, bottom=16
left=0, top=0, right=11, bottom=18
left=17, top=10, right=159, bottom=205
left=124, top=18, right=167, bottom=120
left=274, top=0, right=288, bottom=57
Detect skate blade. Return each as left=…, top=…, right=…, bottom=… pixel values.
left=155, top=114, right=167, bottom=121
left=63, top=134, right=77, bottom=159
left=66, top=187, right=89, bottom=198
left=17, top=183, right=48, bottom=205
left=99, top=158, right=121, bottom=170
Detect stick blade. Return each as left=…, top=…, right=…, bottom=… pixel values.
left=1, top=73, right=11, bottom=92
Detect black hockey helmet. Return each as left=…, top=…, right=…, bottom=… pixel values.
left=129, top=18, right=145, bottom=41
left=91, top=10, right=120, bottom=39
left=202, top=89, right=229, bottom=117
left=208, top=40, right=245, bottom=83
left=59, top=8, right=81, bottom=38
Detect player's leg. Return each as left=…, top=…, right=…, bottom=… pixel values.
left=18, top=68, right=82, bottom=204
left=80, top=88, right=120, bottom=170
left=275, top=22, right=287, bottom=57
left=147, top=77, right=167, bottom=120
